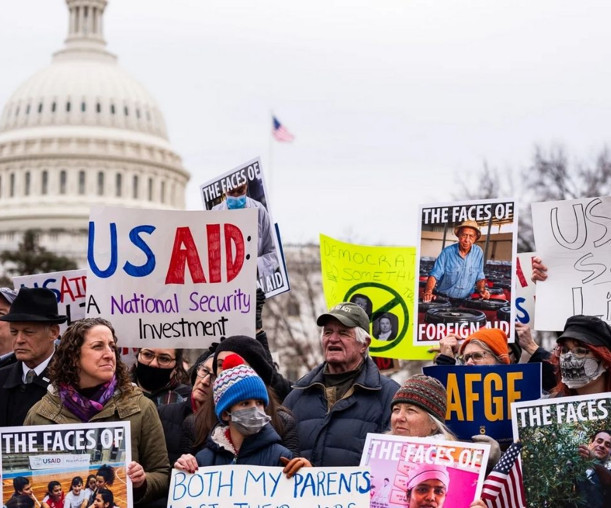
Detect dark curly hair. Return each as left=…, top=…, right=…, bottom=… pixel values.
left=49, top=317, right=133, bottom=394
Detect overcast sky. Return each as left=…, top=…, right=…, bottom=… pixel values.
left=2, top=0, right=610, bottom=246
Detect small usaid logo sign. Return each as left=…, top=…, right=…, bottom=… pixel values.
left=29, top=454, right=91, bottom=470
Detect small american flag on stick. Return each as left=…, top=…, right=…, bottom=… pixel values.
left=481, top=441, right=526, bottom=507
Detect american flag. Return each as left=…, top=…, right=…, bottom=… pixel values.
left=481, top=442, right=526, bottom=508
left=272, top=116, right=295, bottom=142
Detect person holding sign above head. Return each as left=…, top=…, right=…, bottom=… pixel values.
left=212, top=181, right=280, bottom=286
left=433, top=328, right=510, bottom=366
left=174, top=354, right=310, bottom=477
left=405, top=464, right=449, bottom=508
left=422, top=220, right=490, bottom=304
left=24, top=318, right=170, bottom=506
left=0, top=287, right=67, bottom=427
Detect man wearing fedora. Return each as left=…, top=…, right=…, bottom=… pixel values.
left=0, top=287, right=67, bottom=426
left=422, top=220, right=490, bottom=304
left=0, top=287, right=18, bottom=368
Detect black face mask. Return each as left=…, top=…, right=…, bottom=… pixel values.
left=135, top=361, right=173, bottom=392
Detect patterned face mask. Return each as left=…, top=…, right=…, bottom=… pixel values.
left=560, top=353, right=606, bottom=389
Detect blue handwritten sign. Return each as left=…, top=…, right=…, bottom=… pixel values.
left=168, top=465, right=371, bottom=508
left=423, top=363, right=542, bottom=445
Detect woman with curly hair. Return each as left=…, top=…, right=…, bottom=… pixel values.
left=24, top=317, right=170, bottom=506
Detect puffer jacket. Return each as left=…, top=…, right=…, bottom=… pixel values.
left=283, top=356, right=399, bottom=467
left=195, top=423, right=293, bottom=467
left=24, top=385, right=170, bottom=505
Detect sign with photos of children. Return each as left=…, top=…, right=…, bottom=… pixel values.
left=415, top=199, right=517, bottom=345
left=423, top=364, right=542, bottom=446
left=532, top=195, right=611, bottom=330
left=200, top=157, right=290, bottom=298
left=0, top=422, right=132, bottom=507
left=319, top=234, right=426, bottom=360
left=512, top=393, right=611, bottom=507
left=85, top=205, right=258, bottom=348
left=13, top=269, right=88, bottom=333
left=360, top=433, right=490, bottom=508
left=168, top=465, right=371, bottom=507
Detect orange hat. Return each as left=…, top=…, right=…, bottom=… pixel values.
left=459, top=328, right=509, bottom=364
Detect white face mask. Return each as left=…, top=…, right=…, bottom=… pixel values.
left=560, top=353, right=606, bottom=389
left=228, top=406, right=271, bottom=436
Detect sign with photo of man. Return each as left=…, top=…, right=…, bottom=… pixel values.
left=415, top=199, right=517, bottom=346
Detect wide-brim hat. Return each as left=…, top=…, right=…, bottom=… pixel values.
left=0, top=287, right=67, bottom=324
left=454, top=220, right=481, bottom=240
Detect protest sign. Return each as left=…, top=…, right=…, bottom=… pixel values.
left=415, top=199, right=517, bottom=345
left=532, top=195, right=611, bottom=330
left=200, top=157, right=290, bottom=298
left=86, top=206, right=257, bottom=348
left=423, top=364, right=541, bottom=445
left=13, top=269, right=87, bottom=332
left=360, top=433, right=490, bottom=507
left=167, top=465, right=370, bottom=507
left=1, top=422, right=131, bottom=507
left=319, top=234, right=428, bottom=360
left=512, top=393, right=611, bottom=507
left=514, top=252, right=536, bottom=328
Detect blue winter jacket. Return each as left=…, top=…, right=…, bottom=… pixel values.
left=195, top=423, right=293, bottom=467
left=283, top=357, right=399, bottom=467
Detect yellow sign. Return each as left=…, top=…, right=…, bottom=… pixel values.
left=319, top=234, right=431, bottom=360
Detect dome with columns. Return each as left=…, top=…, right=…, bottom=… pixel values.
left=0, top=0, right=189, bottom=264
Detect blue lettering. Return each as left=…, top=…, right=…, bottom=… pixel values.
left=88, top=221, right=118, bottom=278
left=123, top=225, right=156, bottom=277
left=171, top=472, right=187, bottom=500
left=515, top=297, right=530, bottom=324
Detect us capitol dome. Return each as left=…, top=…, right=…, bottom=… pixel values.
left=0, top=0, right=190, bottom=264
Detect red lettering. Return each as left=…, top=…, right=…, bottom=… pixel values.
left=207, top=224, right=222, bottom=283
left=224, top=224, right=244, bottom=282
left=165, top=227, right=206, bottom=284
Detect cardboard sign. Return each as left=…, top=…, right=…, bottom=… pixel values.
left=13, top=269, right=87, bottom=332
left=320, top=234, right=426, bottom=360
left=360, top=433, right=490, bottom=508
left=200, top=157, right=290, bottom=298
left=415, top=199, right=517, bottom=345
left=86, top=206, right=258, bottom=348
left=532, top=196, right=611, bottom=330
left=168, top=465, right=370, bottom=507
left=512, top=393, right=611, bottom=507
left=1, top=422, right=132, bottom=507
left=423, top=364, right=542, bottom=445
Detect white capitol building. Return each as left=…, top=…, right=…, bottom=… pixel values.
left=0, top=0, right=189, bottom=264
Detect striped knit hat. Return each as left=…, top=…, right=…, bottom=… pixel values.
left=391, top=374, right=447, bottom=422
left=213, top=354, right=269, bottom=420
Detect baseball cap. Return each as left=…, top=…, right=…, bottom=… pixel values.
left=317, top=302, right=370, bottom=333
left=0, top=287, right=17, bottom=305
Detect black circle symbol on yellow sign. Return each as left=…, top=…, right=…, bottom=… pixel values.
left=344, top=282, right=409, bottom=353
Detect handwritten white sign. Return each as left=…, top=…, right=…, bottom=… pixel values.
left=532, top=196, right=611, bottom=330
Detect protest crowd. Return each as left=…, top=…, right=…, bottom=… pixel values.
left=1, top=196, right=611, bottom=508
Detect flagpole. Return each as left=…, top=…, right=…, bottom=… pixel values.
left=268, top=110, right=274, bottom=196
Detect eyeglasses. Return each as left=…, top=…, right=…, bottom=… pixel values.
left=196, top=365, right=216, bottom=381
left=457, top=351, right=491, bottom=364
left=554, top=345, right=591, bottom=359
left=138, top=350, right=176, bottom=367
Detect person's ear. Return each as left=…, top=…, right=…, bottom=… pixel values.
left=49, top=324, right=60, bottom=339
left=221, top=410, right=230, bottom=423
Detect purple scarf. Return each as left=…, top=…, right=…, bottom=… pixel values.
left=59, top=376, right=118, bottom=422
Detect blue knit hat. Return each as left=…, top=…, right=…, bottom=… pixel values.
left=213, top=354, right=269, bottom=420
